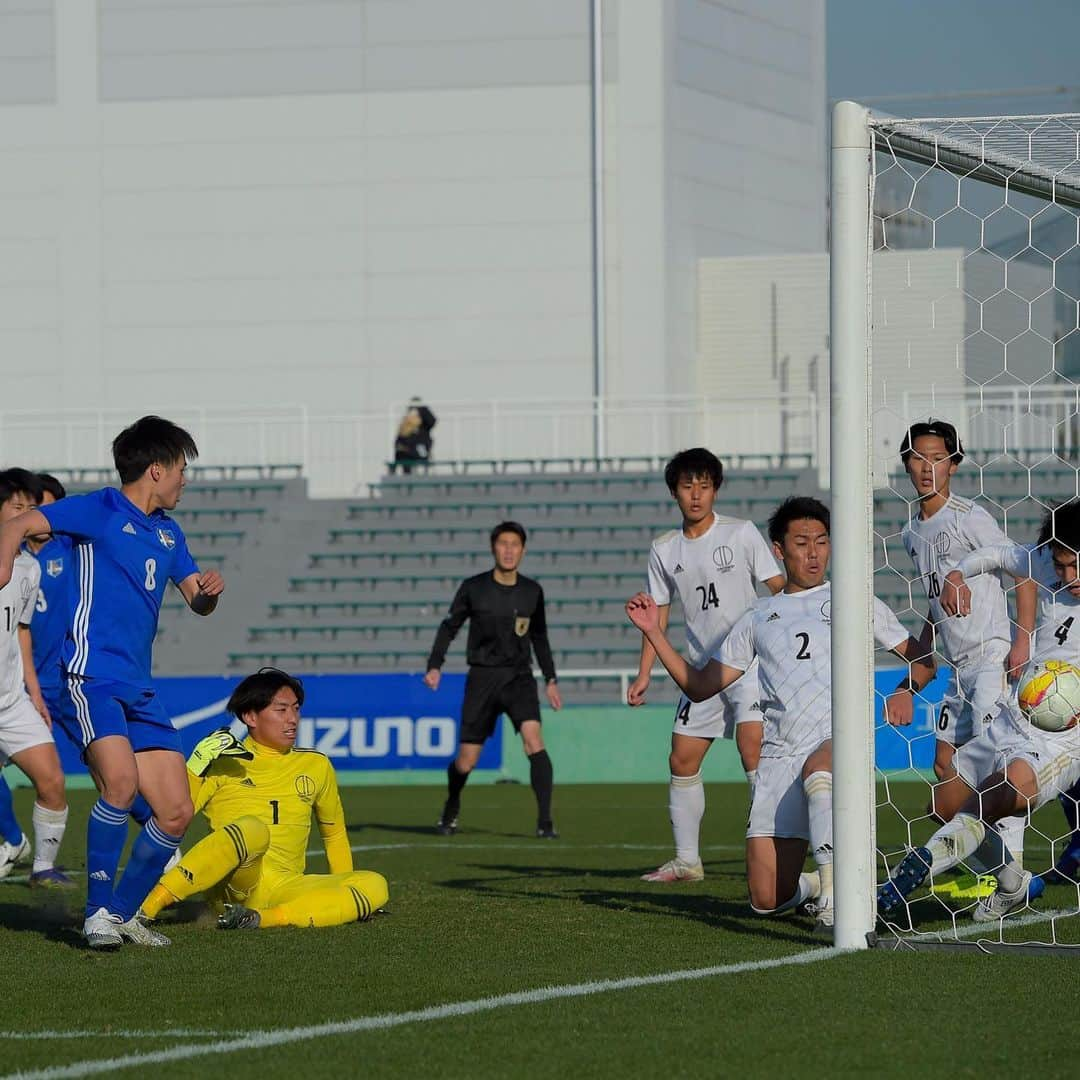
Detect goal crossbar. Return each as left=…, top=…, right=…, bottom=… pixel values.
left=871, top=114, right=1080, bottom=211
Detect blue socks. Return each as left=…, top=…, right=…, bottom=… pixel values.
left=86, top=798, right=131, bottom=917
left=110, top=818, right=182, bottom=921
left=0, top=774, right=23, bottom=846
left=129, top=794, right=154, bottom=827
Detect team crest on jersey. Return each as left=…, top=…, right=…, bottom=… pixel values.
left=46, top=558, right=63, bottom=578
left=514, top=616, right=531, bottom=637
left=820, top=600, right=831, bottom=625
left=156, top=527, right=176, bottom=550
left=712, top=545, right=735, bottom=573
left=294, top=775, right=316, bottom=802
left=933, top=531, right=951, bottom=557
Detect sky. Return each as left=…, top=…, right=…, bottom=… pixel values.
left=827, top=0, right=1080, bottom=117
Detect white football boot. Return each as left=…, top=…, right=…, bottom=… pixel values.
left=0, top=836, right=31, bottom=880
left=972, top=870, right=1033, bottom=923
left=117, top=911, right=172, bottom=947
left=640, top=858, right=705, bottom=883
left=83, top=907, right=124, bottom=950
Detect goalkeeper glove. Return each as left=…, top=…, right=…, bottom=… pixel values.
left=187, top=729, right=254, bottom=777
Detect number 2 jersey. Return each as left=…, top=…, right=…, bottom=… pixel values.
left=719, top=582, right=909, bottom=760
left=901, top=496, right=1013, bottom=669
left=0, top=551, right=41, bottom=711
left=647, top=513, right=781, bottom=668
left=39, top=487, right=199, bottom=687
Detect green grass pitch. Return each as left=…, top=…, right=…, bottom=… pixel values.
left=2, top=781, right=1080, bottom=1079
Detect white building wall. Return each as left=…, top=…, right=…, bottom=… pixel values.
left=697, top=250, right=971, bottom=483
left=0, top=0, right=827, bottom=488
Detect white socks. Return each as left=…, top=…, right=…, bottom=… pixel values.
left=669, top=772, right=704, bottom=866
left=751, top=871, right=821, bottom=916
left=32, top=802, right=67, bottom=873
left=926, top=812, right=1025, bottom=893
left=803, top=770, right=833, bottom=872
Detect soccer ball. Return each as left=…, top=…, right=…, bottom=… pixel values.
left=1018, top=661, right=1080, bottom=732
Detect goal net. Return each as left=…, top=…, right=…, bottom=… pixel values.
left=830, top=103, right=1080, bottom=952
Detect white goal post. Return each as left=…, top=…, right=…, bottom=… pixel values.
left=830, top=101, right=1080, bottom=951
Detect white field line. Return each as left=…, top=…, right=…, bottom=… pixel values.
left=0, top=1032, right=234, bottom=1042
left=894, top=906, right=1078, bottom=945
left=337, top=841, right=745, bottom=855
left=2, top=948, right=842, bottom=1080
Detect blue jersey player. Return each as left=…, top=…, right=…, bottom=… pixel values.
left=0, top=417, right=225, bottom=949
left=24, top=475, right=163, bottom=845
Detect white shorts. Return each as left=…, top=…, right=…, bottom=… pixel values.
left=953, top=707, right=1080, bottom=812
left=671, top=669, right=760, bottom=741
left=746, top=752, right=817, bottom=841
left=936, top=664, right=1008, bottom=748
left=0, top=695, right=54, bottom=767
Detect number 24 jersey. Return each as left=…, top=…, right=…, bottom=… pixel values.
left=719, top=583, right=909, bottom=760
left=647, top=514, right=781, bottom=668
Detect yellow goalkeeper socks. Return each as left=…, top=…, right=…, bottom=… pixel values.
left=142, top=816, right=270, bottom=918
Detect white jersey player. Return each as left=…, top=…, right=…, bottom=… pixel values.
left=629, top=496, right=932, bottom=934
left=628, top=449, right=783, bottom=885
left=0, top=470, right=71, bottom=886
left=879, top=499, right=1080, bottom=922
left=898, top=420, right=1035, bottom=782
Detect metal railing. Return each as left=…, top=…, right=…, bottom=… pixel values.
left=0, top=384, right=1075, bottom=497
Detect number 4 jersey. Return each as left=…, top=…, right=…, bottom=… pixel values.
left=39, top=487, right=199, bottom=687
left=719, top=583, right=909, bottom=760
left=647, top=513, right=781, bottom=668
left=957, top=542, right=1080, bottom=670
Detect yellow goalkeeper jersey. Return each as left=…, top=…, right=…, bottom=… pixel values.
left=189, top=736, right=352, bottom=880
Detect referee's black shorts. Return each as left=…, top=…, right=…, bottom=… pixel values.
left=459, top=668, right=541, bottom=745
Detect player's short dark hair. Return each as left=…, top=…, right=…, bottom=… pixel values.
left=899, top=419, right=964, bottom=465
left=490, top=520, right=527, bottom=547
left=1038, top=500, right=1080, bottom=552
left=0, top=468, right=43, bottom=509
left=112, top=416, right=199, bottom=485
left=663, top=448, right=723, bottom=493
left=36, top=473, right=66, bottom=501
left=768, top=496, right=830, bottom=544
left=227, top=667, right=305, bottom=719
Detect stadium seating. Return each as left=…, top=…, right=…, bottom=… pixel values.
left=111, top=455, right=1073, bottom=700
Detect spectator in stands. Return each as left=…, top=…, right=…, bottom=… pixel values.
left=391, top=398, right=437, bottom=475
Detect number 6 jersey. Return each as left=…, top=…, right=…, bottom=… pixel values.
left=647, top=513, right=781, bottom=668
left=719, top=583, right=910, bottom=760
left=901, top=496, right=1013, bottom=669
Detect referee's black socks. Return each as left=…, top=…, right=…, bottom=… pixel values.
left=445, top=761, right=470, bottom=815
left=528, top=749, right=554, bottom=825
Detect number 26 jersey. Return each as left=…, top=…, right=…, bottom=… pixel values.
left=901, top=497, right=1012, bottom=669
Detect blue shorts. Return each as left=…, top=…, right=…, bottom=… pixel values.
left=41, top=681, right=78, bottom=736
left=59, top=676, right=182, bottom=755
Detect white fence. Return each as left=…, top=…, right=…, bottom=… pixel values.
left=0, top=385, right=1075, bottom=496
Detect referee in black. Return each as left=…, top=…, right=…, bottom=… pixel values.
left=424, top=520, right=562, bottom=838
